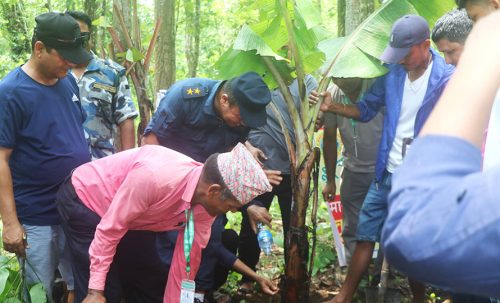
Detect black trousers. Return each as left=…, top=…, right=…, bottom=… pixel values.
left=238, top=174, right=292, bottom=283
left=56, top=177, right=168, bottom=303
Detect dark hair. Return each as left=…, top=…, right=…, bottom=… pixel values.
left=201, top=153, right=235, bottom=201
left=66, top=10, right=92, bottom=32
left=221, top=80, right=238, bottom=106
left=431, top=9, right=473, bottom=44
left=31, top=33, right=53, bottom=52
left=456, top=0, right=488, bottom=9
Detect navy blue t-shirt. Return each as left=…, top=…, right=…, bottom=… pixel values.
left=0, top=67, right=90, bottom=225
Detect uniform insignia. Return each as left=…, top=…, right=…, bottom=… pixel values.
left=182, top=86, right=206, bottom=99
left=93, top=82, right=117, bottom=94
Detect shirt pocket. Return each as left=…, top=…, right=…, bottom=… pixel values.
left=87, top=90, right=114, bottom=121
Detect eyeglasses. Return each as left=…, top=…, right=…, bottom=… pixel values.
left=80, top=32, right=91, bottom=47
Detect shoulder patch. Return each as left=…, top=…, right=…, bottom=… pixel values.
left=182, top=85, right=206, bottom=99
left=92, top=82, right=117, bottom=93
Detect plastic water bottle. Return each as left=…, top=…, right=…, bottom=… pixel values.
left=257, top=223, right=273, bottom=256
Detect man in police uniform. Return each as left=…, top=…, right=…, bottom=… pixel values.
left=68, top=11, right=138, bottom=160
left=142, top=71, right=277, bottom=302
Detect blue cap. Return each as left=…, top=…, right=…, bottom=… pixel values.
left=380, top=15, right=430, bottom=64
left=229, top=72, right=271, bottom=128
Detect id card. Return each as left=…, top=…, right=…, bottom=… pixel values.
left=180, top=279, right=196, bottom=303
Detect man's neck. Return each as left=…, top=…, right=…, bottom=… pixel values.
left=213, top=90, right=223, bottom=119
left=21, top=59, right=58, bottom=86
left=345, top=89, right=361, bottom=103
left=71, top=65, right=87, bottom=79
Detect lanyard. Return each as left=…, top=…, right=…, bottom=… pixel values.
left=343, top=93, right=364, bottom=158
left=184, top=209, right=194, bottom=278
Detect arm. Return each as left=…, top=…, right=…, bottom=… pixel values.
left=0, top=148, right=26, bottom=257
left=322, top=121, right=337, bottom=201
left=244, top=141, right=282, bottom=186
left=114, top=74, right=138, bottom=150
left=382, top=12, right=500, bottom=297
left=232, top=259, right=279, bottom=295
left=86, top=167, right=157, bottom=293
left=118, top=119, right=135, bottom=151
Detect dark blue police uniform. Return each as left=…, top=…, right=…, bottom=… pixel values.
left=144, top=78, right=249, bottom=162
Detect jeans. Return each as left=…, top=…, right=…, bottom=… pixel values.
left=22, top=224, right=72, bottom=303
left=356, top=171, right=391, bottom=243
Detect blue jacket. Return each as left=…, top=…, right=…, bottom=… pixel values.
left=145, top=78, right=249, bottom=162
left=356, top=48, right=455, bottom=181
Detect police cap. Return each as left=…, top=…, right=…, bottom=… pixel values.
left=229, top=72, right=271, bottom=128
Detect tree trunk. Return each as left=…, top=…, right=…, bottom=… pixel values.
left=282, top=150, right=317, bottom=303
left=154, top=0, right=176, bottom=92
left=113, top=0, right=132, bottom=52
left=183, top=0, right=201, bottom=77
left=337, top=0, right=346, bottom=36
left=345, top=0, right=375, bottom=34
left=84, top=0, right=98, bottom=23
left=0, top=1, right=30, bottom=63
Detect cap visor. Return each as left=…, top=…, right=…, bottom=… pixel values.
left=240, top=105, right=267, bottom=128
left=380, top=45, right=410, bottom=64
left=57, top=46, right=92, bottom=65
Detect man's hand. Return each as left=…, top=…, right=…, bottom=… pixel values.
left=247, top=205, right=272, bottom=233
left=256, top=277, right=279, bottom=296
left=83, top=289, right=106, bottom=303
left=2, top=220, right=27, bottom=257
left=264, top=169, right=282, bottom=186
left=309, top=91, right=337, bottom=113
left=322, top=181, right=337, bottom=202
left=244, top=142, right=267, bottom=166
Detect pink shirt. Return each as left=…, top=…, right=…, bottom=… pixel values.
left=71, top=145, right=215, bottom=303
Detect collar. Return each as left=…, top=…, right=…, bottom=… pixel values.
left=181, top=165, right=204, bottom=204
left=202, top=80, right=225, bottom=118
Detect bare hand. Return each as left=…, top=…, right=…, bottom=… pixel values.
left=257, top=277, right=279, bottom=296
left=309, top=91, right=337, bottom=113
left=322, top=181, right=337, bottom=202
left=83, top=290, right=106, bottom=303
left=247, top=205, right=272, bottom=233
left=264, top=169, right=282, bottom=186
left=2, top=220, right=27, bottom=257
left=245, top=143, right=267, bottom=166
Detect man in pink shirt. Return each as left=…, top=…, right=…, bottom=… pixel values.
left=56, top=143, right=272, bottom=303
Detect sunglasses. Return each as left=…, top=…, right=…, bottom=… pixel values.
left=80, top=32, right=91, bottom=47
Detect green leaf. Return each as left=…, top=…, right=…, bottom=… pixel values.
left=3, top=298, right=21, bottom=303
left=214, top=49, right=294, bottom=89
left=29, top=283, right=47, bottom=303
left=92, top=16, right=110, bottom=28
left=0, top=267, right=9, bottom=295
left=295, top=0, right=321, bottom=29
left=319, top=37, right=387, bottom=78
left=125, top=48, right=145, bottom=63
left=233, top=24, right=287, bottom=61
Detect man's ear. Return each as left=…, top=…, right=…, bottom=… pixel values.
left=34, top=41, right=44, bottom=57
left=207, top=184, right=222, bottom=198
left=220, top=94, right=229, bottom=106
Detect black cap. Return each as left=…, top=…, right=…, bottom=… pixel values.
left=229, top=72, right=271, bottom=128
left=35, top=12, right=92, bottom=64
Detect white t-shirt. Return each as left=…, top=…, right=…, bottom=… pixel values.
left=482, top=88, right=500, bottom=170
left=387, top=61, right=434, bottom=173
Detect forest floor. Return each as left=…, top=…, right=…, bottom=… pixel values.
left=221, top=211, right=452, bottom=303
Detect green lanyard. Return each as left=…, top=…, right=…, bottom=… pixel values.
left=184, top=209, right=194, bottom=278
left=342, top=93, right=364, bottom=158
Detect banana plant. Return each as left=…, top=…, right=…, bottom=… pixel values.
left=215, top=0, right=455, bottom=301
